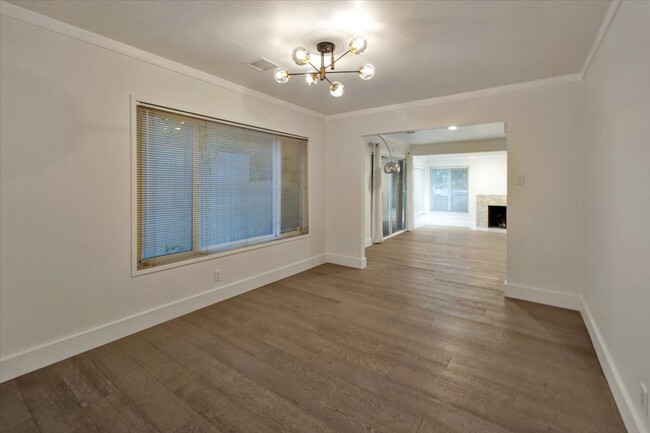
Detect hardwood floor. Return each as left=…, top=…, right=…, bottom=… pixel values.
left=0, top=226, right=625, bottom=433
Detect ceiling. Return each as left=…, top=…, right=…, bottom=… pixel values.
left=382, top=122, right=506, bottom=146
left=9, top=0, right=610, bottom=115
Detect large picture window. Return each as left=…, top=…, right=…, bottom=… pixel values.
left=430, top=167, right=468, bottom=212
left=136, top=104, right=308, bottom=270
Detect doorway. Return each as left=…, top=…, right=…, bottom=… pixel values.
left=364, top=122, right=508, bottom=248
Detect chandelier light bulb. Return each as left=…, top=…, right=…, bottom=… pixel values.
left=349, top=37, right=367, bottom=54
left=358, top=63, right=375, bottom=80
left=274, top=67, right=290, bottom=84
left=330, top=81, right=345, bottom=97
left=292, top=46, right=311, bottom=65
left=305, top=73, right=319, bottom=86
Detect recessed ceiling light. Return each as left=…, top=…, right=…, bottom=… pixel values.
left=448, top=125, right=458, bottom=130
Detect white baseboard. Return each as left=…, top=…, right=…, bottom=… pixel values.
left=326, top=253, right=367, bottom=269
left=581, top=301, right=647, bottom=433
left=427, top=221, right=473, bottom=228
left=504, top=282, right=581, bottom=311
left=0, top=254, right=327, bottom=383
left=472, top=227, right=507, bottom=233
left=505, top=282, right=646, bottom=433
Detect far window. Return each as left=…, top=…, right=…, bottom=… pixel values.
left=430, top=167, right=468, bottom=212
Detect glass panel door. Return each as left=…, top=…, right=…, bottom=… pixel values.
left=382, top=157, right=406, bottom=237
left=382, top=163, right=390, bottom=237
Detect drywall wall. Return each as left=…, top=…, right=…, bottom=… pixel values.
left=413, top=152, right=507, bottom=228
left=327, top=77, right=584, bottom=304
left=581, top=1, right=650, bottom=432
left=0, top=12, right=326, bottom=381
left=410, top=137, right=506, bottom=156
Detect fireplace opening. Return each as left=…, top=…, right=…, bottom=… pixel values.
left=488, top=205, right=507, bottom=229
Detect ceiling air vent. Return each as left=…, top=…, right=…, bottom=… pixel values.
left=245, top=57, right=280, bottom=72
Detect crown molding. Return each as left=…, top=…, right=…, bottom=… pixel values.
left=581, top=0, right=622, bottom=81
left=0, top=1, right=326, bottom=120
left=1, top=0, right=612, bottom=122
left=326, top=73, right=582, bottom=121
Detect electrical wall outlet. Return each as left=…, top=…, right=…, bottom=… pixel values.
left=641, top=383, right=648, bottom=417
left=516, top=174, right=526, bottom=185
left=214, top=269, right=221, bottom=283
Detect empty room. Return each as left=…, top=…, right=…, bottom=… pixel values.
left=1, top=1, right=649, bottom=433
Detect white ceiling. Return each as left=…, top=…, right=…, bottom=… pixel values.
left=382, top=122, right=506, bottom=146
left=9, top=0, right=610, bottom=115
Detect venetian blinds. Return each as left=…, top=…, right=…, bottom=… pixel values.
left=136, top=105, right=308, bottom=270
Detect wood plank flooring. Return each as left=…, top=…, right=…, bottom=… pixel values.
left=0, top=226, right=626, bottom=433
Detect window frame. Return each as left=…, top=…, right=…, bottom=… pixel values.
left=130, top=97, right=309, bottom=277
left=429, top=166, right=469, bottom=213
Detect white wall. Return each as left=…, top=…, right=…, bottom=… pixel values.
left=327, top=78, right=584, bottom=304
left=414, top=152, right=507, bottom=229
left=581, top=1, right=650, bottom=432
left=410, top=137, right=507, bottom=156
left=0, top=12, right=327, bottom=381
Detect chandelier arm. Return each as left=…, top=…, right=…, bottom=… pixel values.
left=333, top=50, right=351, bottom=66
left=323, top=76, right=334, bottom=86
left=308, top=62, right=320, bottom=73
left=325, top=70, right=358, bottom=74
left=286, top=72, right=313, bottom=77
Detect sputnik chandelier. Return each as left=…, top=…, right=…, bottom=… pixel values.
left=273, top=37, right=374, bottom=97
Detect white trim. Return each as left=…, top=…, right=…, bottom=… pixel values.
left=134, top=234, right=311, bottom=277
left=472, top=227, right=506, bottom=234
left=0, top=254, right=326, bottom=383
left=504, top=282, right=581, bottom=311
left=383, top=229, right=407, bottom=241
left=414, top=219, right=430, bottom=229
left=580, top=0, right=622, bottom=81
left=581, top=301, right=647, bottom=433
left=326, top=254, right=367, bottom=269
left=0, top=1, right=325, bottom=120
left=137, top=100, right=308, bottom=140
left=326, top=74, right=581, bottom=121
left=421, top=150, right=508, bottom=160
left=131, top=95, right=138, bottom=277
